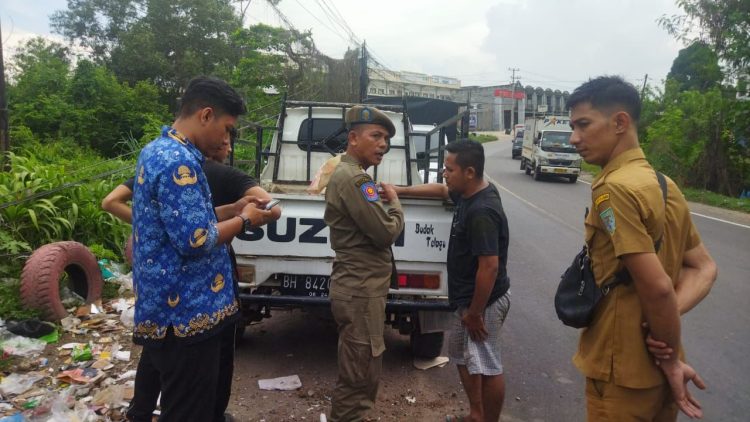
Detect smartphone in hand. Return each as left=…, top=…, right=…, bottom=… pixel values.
left=265, top=199, right=281, bottom=210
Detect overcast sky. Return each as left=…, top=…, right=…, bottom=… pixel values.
left=1, top=0, right=686, bottom=92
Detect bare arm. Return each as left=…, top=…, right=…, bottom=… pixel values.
left=622, top=252, right=681, bottom=359
left=624, top=252, right=706, bottom=418
left=213, top=185, right=281, bottom=224
left=468, top=255, right=499, bottom=316
left=101, top=185, right=133, bottom=224
left=392, top=183, right=449, bottom=199
left=462, top=255, right=499, bottom=342
left=215, top=204, right=273, bottom=245
left=675, top=243, right=717, bottom=315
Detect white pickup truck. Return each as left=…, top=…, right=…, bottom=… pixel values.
left=232, top=100, right=467, bottom=357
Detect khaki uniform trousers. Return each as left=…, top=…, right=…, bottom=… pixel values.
left=329, top=292, right=386, bottom=422
left=586, top=378, right=678, bottom=421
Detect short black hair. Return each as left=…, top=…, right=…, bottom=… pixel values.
left=445, top=140, right=485, bottom=178
left=568, top=76, right=641, bottom=123
left=178, top=76, right=246, bottom=117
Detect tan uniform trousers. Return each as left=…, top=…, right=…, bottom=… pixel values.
left=586, top=378, right=678, bottom=421
left=329, top=293, right=386, bottom=422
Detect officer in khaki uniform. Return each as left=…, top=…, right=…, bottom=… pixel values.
left=324, top=105, right=405, bottom=421
left=568, top=77, right=717, bottom=421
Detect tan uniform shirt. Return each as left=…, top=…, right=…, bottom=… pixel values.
left=573, top=148, right=702, bottom=389
left=324, top=154, right=405, bottom=297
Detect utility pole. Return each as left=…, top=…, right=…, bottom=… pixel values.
left=508, top=67, right=520, bottom=134
left=358, top=41, right=369, bottom=103
left=640, top=74, right=649, bottom=99
left=0, top=20, right=9, bottom=172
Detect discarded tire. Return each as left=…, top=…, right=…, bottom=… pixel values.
left=20, top=241, right=104, bottom=321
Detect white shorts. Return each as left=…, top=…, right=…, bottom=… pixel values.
left=448, top=291, right=511, bottom=376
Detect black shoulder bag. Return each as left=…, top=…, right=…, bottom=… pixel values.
left=554, top=172, right=667, bottom=328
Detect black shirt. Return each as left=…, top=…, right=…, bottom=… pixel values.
left=447, top=183, right=510, bottom=308
left=122, top=162, right=258, bottom=207
left=123, top=176, right=135, bottom=190
left=202, top=160, right=258, bottom=207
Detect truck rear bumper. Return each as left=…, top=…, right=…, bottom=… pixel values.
left=238, top=293, right=455, bottom=312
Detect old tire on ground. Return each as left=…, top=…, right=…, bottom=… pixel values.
left=124, top=235, right=133, bottom=266
left=410, top=330, right=445, bottom=359
left=20, top=241, right=104, bottom=321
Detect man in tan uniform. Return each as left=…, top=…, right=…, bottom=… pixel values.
left=568, top=76, right=717, bottom=420
left=324, top=105, right=405, bottom=421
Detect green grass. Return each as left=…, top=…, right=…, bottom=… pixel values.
left=579, top=163, right=749, bottom=214
left=0, top=280, right=43, bottom=320
left=682, top=187, right=750, bottom=213
left=581, top=162, right=601, bottom=177
left=469, top=133, right=499, bottom=143
left=102, top=280, right=121, bottom=300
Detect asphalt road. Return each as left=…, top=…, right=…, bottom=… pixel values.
left=229, top=138, right=750, bottom=421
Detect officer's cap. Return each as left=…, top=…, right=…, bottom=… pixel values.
left=345, top=105, right=396, bottom=138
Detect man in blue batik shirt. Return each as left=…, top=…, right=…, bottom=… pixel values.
left=127, top=76, right=272, bottom=422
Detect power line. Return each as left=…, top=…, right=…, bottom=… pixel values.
left=292, top=0, right=351, bottom=47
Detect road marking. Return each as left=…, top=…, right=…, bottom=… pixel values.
left=486, top=175, right=579, bottom=232
left=577, top=179, right=591, bottom=185
left=690, top=212, right=750, bottom=229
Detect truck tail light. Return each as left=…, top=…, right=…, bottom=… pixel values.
left=397, top=273, right=440, bottom=289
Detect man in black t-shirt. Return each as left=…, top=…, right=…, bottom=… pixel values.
left=392, top=140, right=510, bottom=422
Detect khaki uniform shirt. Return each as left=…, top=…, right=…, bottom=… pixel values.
left=324, top=154, right=405, bottom=297
left=573, top=148, right=702, bottom=389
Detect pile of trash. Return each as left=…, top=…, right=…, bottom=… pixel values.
left=0, top=267, right=139, bottom=422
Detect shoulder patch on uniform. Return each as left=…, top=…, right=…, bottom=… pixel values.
left=360, top=181, right=379, bottom=202
left=599, top=207, right=616, bottom=235
left=594, top=192, right=610, bottom=208
left=354, top=174, right=372, bottom=188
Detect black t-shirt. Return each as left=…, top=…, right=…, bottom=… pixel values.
left=202, top=160, right=258, bottom=207
left=123, top=176, right=135, bottom=190
left=447, top=183, right=510, bottom=308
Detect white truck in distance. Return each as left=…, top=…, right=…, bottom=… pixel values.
left=231, top=100, right=467, bottom=358
left=520, top=116, right=581, bottom=183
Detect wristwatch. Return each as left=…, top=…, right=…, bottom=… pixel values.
left=238, top=214, right=252, bottom=233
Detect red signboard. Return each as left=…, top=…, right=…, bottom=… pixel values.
left=494, top=89, right=525, bottom=99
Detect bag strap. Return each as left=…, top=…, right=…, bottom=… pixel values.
left=604, top=171, right=669, bottom=291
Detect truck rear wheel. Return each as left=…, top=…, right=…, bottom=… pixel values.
left=520, top=158, right=526, bottom=171
left=524, top=161, right=532, bottom=175
left=410, top=330, right=444, bottom=359
left=568, top=175, right=578, bottom=183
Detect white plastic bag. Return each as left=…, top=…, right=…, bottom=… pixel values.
left=0, top=372, right=44, bottom=395
left=0, top=334, right=46, bottom=357
left=119, top=307, right=135, bottom=328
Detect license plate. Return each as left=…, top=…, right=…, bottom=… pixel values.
left=277, top=274, right=330, bottom=297
left=554, top=168, right=566, bottom=173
